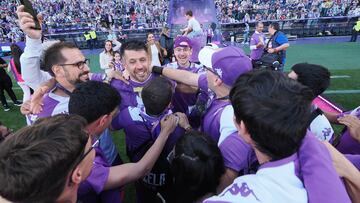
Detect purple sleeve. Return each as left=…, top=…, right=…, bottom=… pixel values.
left=250, top=33, right=257, bottom=46
left=84, top=156, right=110, bottom=194
left=111, top=112, right=125, bottom=130
left=219, top=133, right=252, bottom=172
left=345, top=154, right=360, bottom=171
left=299, top=132, right=351, bottom=203
left=198, top=73, right=208, bottom=92
left=91, top=73, right=105, bottom=81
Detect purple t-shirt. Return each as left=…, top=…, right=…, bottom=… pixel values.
left=112, top=107, right=184, bottom=162
left=336, top=106, right=360, bottom=154
left=26, top=90, right=69, bottom=125
left=91, top=73, right=157, bottom=111
left=78, top=147, right=122, bottom=203
left=250, top=32, right=266, bottom=60
left=197, top=74, right=236, bottom=143
left=217, top=131, right=351, bottom=203
left=345, top=154, right=360, bottom=170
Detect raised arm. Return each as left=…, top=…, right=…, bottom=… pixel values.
left=155, top=66, right=200, bottom=87
left=103, top=115, right=177, bottom=189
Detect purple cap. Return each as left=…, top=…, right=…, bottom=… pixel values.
left=198, top=45, right=253, bottom=87
left=174, top=36, right=192, bottom=48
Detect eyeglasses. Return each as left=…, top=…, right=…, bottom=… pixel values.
left=68, top=135, right=99, bottom=184
left=59, top=59, right=90, bottom=70
left=202, top=65, right=221, bottom=78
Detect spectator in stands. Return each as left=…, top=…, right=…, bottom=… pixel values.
left=0, top=56, right=22, bottom=112
left=146, top=32, right=166, bottom=67
left=350, top=17, right=360, bottom=42
left=250, top=22, right=266, bottom=62
left=117, top=25, right=127, bottom=43
left=0, top=114, right=94, bottom=203
left=266, top=22, right=290, bottom=71
left=242, top=21, right=250, bottom=44
left=99, top=39, right=121, bottom=74
left=8, top=44, right=31, bottom=102
left=159, top=26, right=174, bottom=65
left=170, top=131, right=225, bottom=203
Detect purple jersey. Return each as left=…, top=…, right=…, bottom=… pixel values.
left=336, top=106, right=360, bottom=154
left=250, top=32, right=266, bottom=60
left=92, top=73, right=157, bottom=110
left=218, top=131, right=351, bottom=203
left=345, top=154, right=360, bottom=171
left=197, top=74, right=237, bottom=143
left=26, top=90, right=69, bottom=125
left=78, top=147, right=122, bottom=203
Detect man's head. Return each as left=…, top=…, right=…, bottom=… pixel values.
left=0, top=114, right=94, bottom=203
left=142, top=77, right=173, bottom=116
left=69, top=81, right=121, bottom=135
left=185, top=10, right=193, bottom=20
left=230, top=70, right=313, bottom=161
left=120, top=40, right=151, bottom=82
left=162, top=26, right=170, bottom=36
left=255, top=21, right=264, bottom=33
left=198, top=45, right=252, bottom=91
left=268, top=22, right=280, bottom=35
left=173, top=36, right=193, bottom=67
left=288, top=63, right=330, bottom=99
left=42, top=42, right=90, bottom=87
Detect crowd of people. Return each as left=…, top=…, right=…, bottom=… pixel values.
left=0, top=0, right=170, bottom=42
left=0, top=3, right=360, bottom=203
left=215, top=0, right=360, bottom=23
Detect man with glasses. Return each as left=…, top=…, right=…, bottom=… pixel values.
left=16, top=5, right=122, bottom=170
left=0, top=114, right=95, bottom=203
left=166, top=36, right=205, bottom=128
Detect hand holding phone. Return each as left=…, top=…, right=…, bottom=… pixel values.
left=17, top=0, right=41, bottom=30
left=16, top=4, right=42, bottom=39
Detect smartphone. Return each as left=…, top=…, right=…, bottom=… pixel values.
left=17, top=0, right=41, bottom=30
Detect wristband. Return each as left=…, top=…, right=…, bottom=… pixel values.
left=152, top=66, right=164, bottom=75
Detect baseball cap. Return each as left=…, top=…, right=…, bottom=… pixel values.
left=198, top=45, right=253, bottom=87
left=174, top=36, right=192, bottom=48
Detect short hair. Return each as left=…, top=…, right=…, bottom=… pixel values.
left=120, top=40, right=148, bottom=59
left=230, top=70, right=313, bottom=161
left=185, top=10, right=193, bottom=17
left=291, top=63, right=330, bottom=98
left=41, top=42, right=78, bottom=76
left=171, top=131, right=225, bottom=203
left=142, top=77, right=173, bottom=116
left=0, top=114, right=88, bottom=203
left=69, top=81, right=121, bottom=124
left=255, top=21, right=264, bottom=28
left=269, top=22, right=280, bottom=31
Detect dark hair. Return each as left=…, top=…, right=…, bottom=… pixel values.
left=255, top=21, right=264, bottom=28
left=269, top=22, right=280, bottom=31
left=69, top=81, right=121, bottom=124
left=120, top=40, right=148, bottom=59
left=0, top=121, right=4, bottom=143
left=142, top=77, right=173, bottom=116
left=171, top=131, right=225, bottom=203
left=291, top=63, right=330, bottom=98
left=41, top=42, right=78, bottom=76
left=185, top=10, right=193, bottom=17
left=10, top=44, right=23, bottom=74
left=0, top=114, right=88, bottom=203
left=230, top=70, right=313, bottom=161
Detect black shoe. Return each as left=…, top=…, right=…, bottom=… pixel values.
left=3, top=105, right=10, bottom=112
left=13, top=100, right=22, bottom=107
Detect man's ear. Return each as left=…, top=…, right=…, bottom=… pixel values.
left=99, top=114, right=111, bottom=127
left=52, top=65, right=63, bottom=77
left=234, top=117, right=252, bottom=145
left=70, top=167, right=83, bottom=185
left=213, top=77, right=223, bottom=87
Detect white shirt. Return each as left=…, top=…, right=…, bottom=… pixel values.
left=99, top=40, right=122, bottom=73
left=150, top=44, right=161, bottom=67
left=188, top=17, right=202, bottom=33
left=204, top=154, right=308, bottom=203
